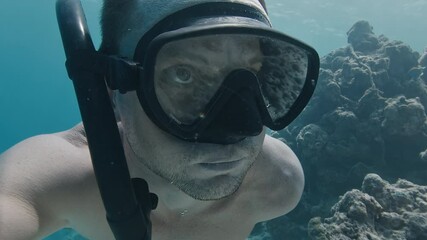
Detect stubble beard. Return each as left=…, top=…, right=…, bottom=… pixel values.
left=158, top=159, right=255, bottom=201
left=127, top=138, right=254, bottom=201
left=126, top=129, right=263, bottom=201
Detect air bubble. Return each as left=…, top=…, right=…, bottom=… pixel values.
left=180, top=209, right=188, bottom=216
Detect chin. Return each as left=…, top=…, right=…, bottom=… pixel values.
left=182, top=175, right=243, bottom=201
left=176, top=161, right=254, bottom=201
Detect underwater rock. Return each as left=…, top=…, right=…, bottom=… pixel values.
left=419, top=49, right=427, bottom=83
left=320, top=108, right=358, bottom=134
left=420, top=149, right=427, bottom=162
left=254, top=20, right=427, bottom=240
left=248, top=222, right=272, bottom=240
left=408, top=67, right=424, bottom=81
left=356, top=87, right=387, bottom=120
left=381, top=96, right=427, bottom=136
left=308, top=174, right=427, bottom=240
left=318, top=76, right=342, bottom=105
left=284, top=19, right=427, bottom=182
left=347, top=20, right=380, bottom=52
left=340, top=60, right=375, bottom=101
left=384, top=41, right=420, bottom=83
left=296, top=124, right=328, bottom=160
left=420, top=48, right=427, bottom=67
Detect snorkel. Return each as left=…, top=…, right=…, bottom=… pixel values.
left=56, top=0, right=157, bottom=239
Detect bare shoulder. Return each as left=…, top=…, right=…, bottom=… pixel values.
left=0, top=125, right=90, bottom=187
left=0, top=123, right=98, bottom=236
left=241, top=135, right=305, bottom=222
left=0, top=122, right=96, bottom=200
left=1, top=123, right=90, bottom=187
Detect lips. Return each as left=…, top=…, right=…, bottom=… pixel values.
left=198, top=158, right=243, bottom=171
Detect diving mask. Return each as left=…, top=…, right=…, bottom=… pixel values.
left=103, top=2, right=320, bottom=144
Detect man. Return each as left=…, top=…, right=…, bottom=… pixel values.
left=0, top=0, right=318, bottom=239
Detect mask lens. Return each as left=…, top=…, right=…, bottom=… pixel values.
left=258, top=37, right=309, bottom=121
left=153, top=34, right=310, bottom=125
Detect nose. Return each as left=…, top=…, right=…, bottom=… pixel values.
left=197, top=70, right=264, bottom=145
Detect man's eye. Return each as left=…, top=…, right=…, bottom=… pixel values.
left=165, top=65, right=194, bottom=84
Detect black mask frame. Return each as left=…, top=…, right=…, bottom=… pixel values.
left=105, top=3, right=320, bottom=144
left=133, top=25, right=319, bottom=143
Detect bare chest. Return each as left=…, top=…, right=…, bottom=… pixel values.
left=67, top=181, right=256, bottom=240
left=150, top=211, right=255, bottom=240
left=72, top=202, right=254, bottom=240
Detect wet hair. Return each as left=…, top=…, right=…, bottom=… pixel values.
left=99, top=0, right=268, bottom=54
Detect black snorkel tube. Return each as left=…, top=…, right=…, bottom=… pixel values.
left=56, top=0, right=157, bottom=239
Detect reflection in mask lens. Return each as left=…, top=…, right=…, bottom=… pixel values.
left=153, top=34, right=309, bottom=125
left=258, top=38, right=308, bottom=121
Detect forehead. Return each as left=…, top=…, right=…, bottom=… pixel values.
left=155, top=35, right=262, bottom=69
left=163, top=35, right=259, bottom=52
left=118, top=0, right=267, bottom=58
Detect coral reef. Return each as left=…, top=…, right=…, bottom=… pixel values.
left=347, top=20, right=380, bottom=52
left=251, top=20, right=427, bottom=239
left=308, top=174, right=427, bottom=240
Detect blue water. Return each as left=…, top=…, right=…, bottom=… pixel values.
left=1, top=0, right=426, bottom=239
left=1, top=0, right=426, bottom=153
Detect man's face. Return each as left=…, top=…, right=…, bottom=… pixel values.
left=115, top=32, right=265, bottom=201
left=154, top=35, right=263, bottom=125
